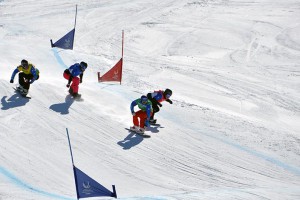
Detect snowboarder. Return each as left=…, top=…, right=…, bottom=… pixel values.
left=63, top=61, right=87, bottom=98
left=130, top=95, right=153, bottom=134
left=146, top=88, right=173, bottom=124
left=10, top=59, right=40, bottom=96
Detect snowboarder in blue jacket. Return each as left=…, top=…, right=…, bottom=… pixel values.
left=63, top=61, right=87, bottom=98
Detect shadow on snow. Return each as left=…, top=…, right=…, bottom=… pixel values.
left=1, top=94, right=30, bottom=110
left=117, top=131, right=145, bottom=150
left=49, top=95, right=74, bottom=115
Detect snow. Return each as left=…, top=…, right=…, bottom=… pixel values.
left=1, top=0, right=300, bottom=199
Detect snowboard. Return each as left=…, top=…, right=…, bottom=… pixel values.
left=151, top=123, right=161, bottom=127
left=69, top=92, right=84, bottom=101
left=13, top=87, right=31, bottom=99
left=125, top=128, right=151, bottom=138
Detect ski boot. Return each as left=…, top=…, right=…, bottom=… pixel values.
left=68, top=87, right=73, bottom=95
left=130, top=126, right=145, bottom=134
left=149, top=119, right=157, bottom=125
left=16, top=85, right=24, bottom=92
left=20, top=89, right=28, bottom=96
left=138, top=127, right=145, bottom=134
left=17, top=86, right=28, bottom=96
left=130, top=126, right=140, bottom=132
left=72, top=93, right=81, bottom=99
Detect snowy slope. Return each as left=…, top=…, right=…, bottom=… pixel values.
left=1, top=0, right=300, bottom=199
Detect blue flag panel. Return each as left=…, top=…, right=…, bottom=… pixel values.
left=51, top=28, right=75, bottom=50
left=74, top=166, right=115, bottom=198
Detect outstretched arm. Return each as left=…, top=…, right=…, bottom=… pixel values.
left=10, top=68, right=19, bottom=82
left=29, top=67, right=38, bottom=83
left=146, top=105, right=151, bottom=119
left=130, top=101, right=137, bottom=114
left=67, top=76, right=73, bottom=85
left=166, top=99, right=173, bottom=104
left=80, top=73, right=83, bottom=83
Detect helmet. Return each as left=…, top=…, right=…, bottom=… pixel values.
left=21, top=59, right=28, bottom=68
left=141, top=95, right=148, bottom=104
left=80, top=61, right=88, bottom=71
left=164, top=88, right=172, bottom=98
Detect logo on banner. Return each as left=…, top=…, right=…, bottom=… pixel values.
left=64, top=39, right=71, bottom=48
left=82, top=181, right=93, bottom=195
left=113, top=70, right=119, bottom=80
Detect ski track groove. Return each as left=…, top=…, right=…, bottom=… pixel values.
left=1, top=0, right=300, bottom=199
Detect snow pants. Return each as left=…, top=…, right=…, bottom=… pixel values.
left=19, top=72, right=33, bottom=90
left=150, top=102, right=160, bottom=120
left=147, top=93, right=160, bottom=120
left=63, top=72, right=80, bottom=93
left=133, top=110, right=152, bottom=128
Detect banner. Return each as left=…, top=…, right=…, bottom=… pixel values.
left=66, top=128, right=117, bottom=199
left=74, top=166, right=117, bottom=198
left=98, top=58, right=123, bottom=83
left=51, top=28, right=75, bottom=50
left=50, top=5, right=77, bottom=50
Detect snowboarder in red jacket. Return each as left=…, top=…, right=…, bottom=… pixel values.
left=146, top=88, right=173, bottom=124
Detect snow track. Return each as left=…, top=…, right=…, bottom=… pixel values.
left=1, top=0, right=300, bottom=199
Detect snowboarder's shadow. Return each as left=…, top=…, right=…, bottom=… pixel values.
left=49, top=95, right=74, bottom=115
left=147, top=125, right=163, bottom=133
left=1, top=94, right=30, bottom=110
left=117, top=132, right=145, bottom=150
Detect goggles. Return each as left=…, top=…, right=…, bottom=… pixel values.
left=165, top=94, right=171, bottom=99
left=142, top=100, right=148, bottom=104
left=21, top=62, right=28, bottom=68
left=80, top=65, right=87, bottom=71
left=141, top=98, right=148, bottom=104
left=22, top=64, right=29, bottom=69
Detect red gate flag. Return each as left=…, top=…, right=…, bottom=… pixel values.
left=98, top=30, right=124, bottom=84
left=98, top=58, right=123, bottom=83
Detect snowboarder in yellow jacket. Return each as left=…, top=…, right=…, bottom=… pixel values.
left=10, top=59, right=40, bottom=96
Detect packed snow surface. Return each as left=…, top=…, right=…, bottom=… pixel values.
left=0, top=0, right=300, bottom=199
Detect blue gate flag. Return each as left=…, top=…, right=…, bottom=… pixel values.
left=74, top=166, right=117, bottom=198
left=51, top=28, right=75, bottom=50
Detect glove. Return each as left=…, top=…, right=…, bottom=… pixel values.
left=80, top=79, right=82, bottom=83
left=132, top=112, right=136, bottom=116
left=158, top=103, right=162, bottom=107
left=29, top=79, right=35, bottom=84
left=66, top=84, right=70, bottom=88
left=169, top=100, right=173, bottom=104
left=10, top=79, right=13, bottom=83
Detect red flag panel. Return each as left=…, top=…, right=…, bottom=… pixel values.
left=99, top=58, right=123, bottom=83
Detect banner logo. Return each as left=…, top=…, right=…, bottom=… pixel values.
left=82, top=181, right=93, bottom=195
